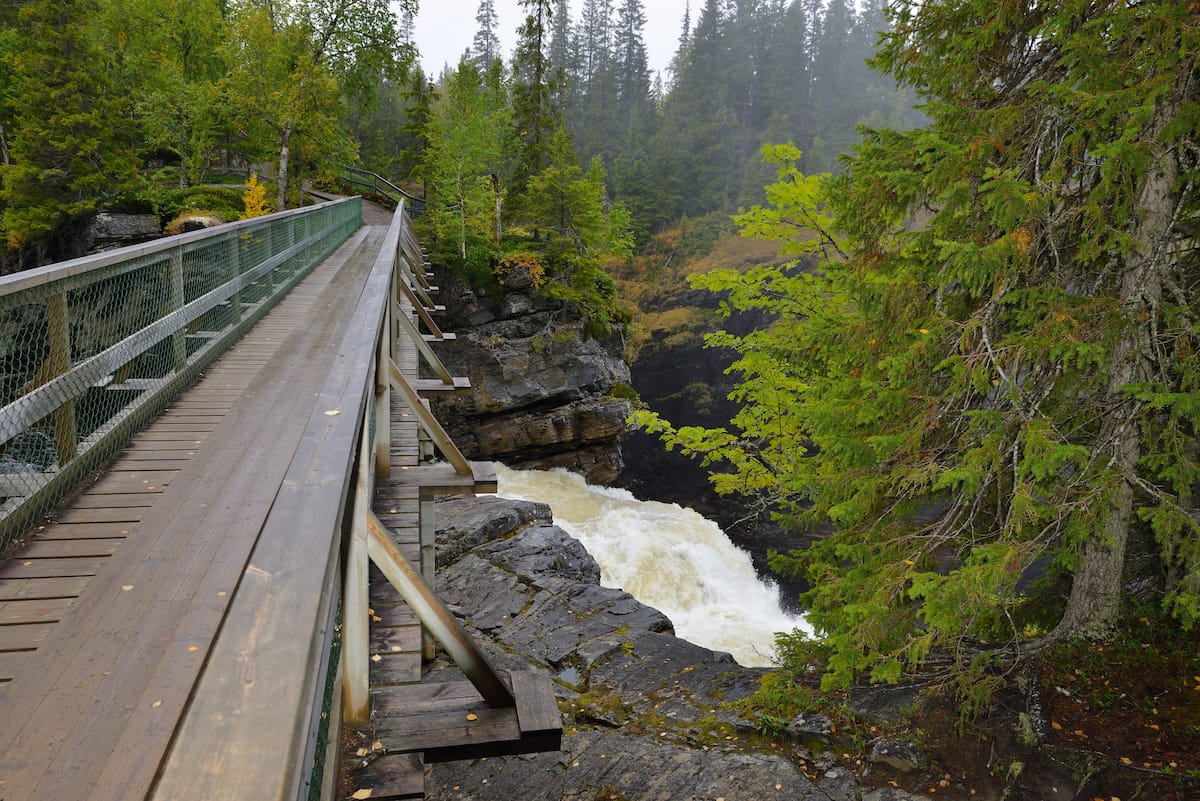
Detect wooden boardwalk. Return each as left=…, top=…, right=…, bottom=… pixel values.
left=0, top=206, right=561, bottom=801
left=0, top=224, right=387, bottom=798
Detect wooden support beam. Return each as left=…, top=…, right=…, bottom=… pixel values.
left=387, top=359, right=471, bottom=475
left=413, top=376, right=471, bottom=396
left=377, top=462, right=497, bottom=496
left=369, top=673, right=561, bottom=762
left=391, top=299, right=455, bottom=386
left=395, top=274, right=443, bottom=338
left=366, top=511, right=514, bottom=708
left=396, top=255, right=438, bottom=310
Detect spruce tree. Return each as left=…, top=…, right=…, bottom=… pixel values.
left=547, top=0, right=576, bottom=114
left=510, top=0, right=561, bottom=196
left=638, top=0, right=1200, bottom=691
left=471, top=0, right=502, bottom=67
left=613, top=0, right=651, bottom=126
left=1, top=0, right=138, bottom=249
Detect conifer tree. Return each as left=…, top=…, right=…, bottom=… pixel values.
left=1, top=0, right=139, bottom=249
left=398, top=68, right=436, bottom=188
left=574, top=0, right=620, bottom=164
left=547, top=0, right=576, bottom=114
left=0, top=21, right=17, bottom=168
left=511, top=0, right=561, bottom=196
left=471, top=0, right=502, bottom=67
left=613, top=0, right=651, bottom=126
left=638, top=0, right=1200, bottom=691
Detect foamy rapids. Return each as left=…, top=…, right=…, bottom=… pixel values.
left=496, top=465, right=811, bottom=667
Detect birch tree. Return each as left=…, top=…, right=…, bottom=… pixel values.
left=223, top=0, right=410, bottom=210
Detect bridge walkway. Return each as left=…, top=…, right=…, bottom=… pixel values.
left=0, top=223, right=388, bottom=799
left=0, top=199, right=560, bottom=801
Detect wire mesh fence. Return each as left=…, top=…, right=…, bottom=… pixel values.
left=0, top=196, right=363, bottom=550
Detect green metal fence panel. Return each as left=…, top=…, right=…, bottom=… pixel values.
left=0, top=197, right=363, bottom=549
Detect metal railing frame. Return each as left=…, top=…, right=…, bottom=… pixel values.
left=340, top=167, right=426, bottom=215
left=0, top=198, right=362, bottom=549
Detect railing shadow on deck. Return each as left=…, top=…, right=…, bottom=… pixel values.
left=0, top=198, right=362, bottom=551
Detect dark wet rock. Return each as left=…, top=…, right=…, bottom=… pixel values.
left=816, top=766, right=859, bottom=801
left=429, top=273, right=632, bottom=484
left=422, top=496, right=864, bottom=801
left=434, top=495, right=552, bottom=567
left=499, top=292, right=535, bottom=318
left=425, top=729, right=834, bottom=801
left=786, top=712, right=834, bottom=740
left=862, top=789, right=934, bottom=801
left=869, top=739, right=929, bottom=773
left=87, top=213, right=161, bottom=249
left=848, top=680, right=926, bottom=722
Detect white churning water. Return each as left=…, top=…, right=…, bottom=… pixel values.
left=496, top=465, right=812, bottom=667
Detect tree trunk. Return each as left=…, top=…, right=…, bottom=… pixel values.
left=277, top=121, right=294, bottom=212
left=1054, top=89, right=1182, bottom=639
left=459, top=198, right=467, bottom=260
left=0, top=119, right=9, bottom=165
left=492, top=173, right=502, bottom=244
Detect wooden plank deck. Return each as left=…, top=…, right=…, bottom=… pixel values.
left=0, top=225, right=387, bottom=800
left=0, top=206, right=560, bottom=801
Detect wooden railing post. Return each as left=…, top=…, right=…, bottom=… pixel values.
left=168, top=250, right=187, bottom=372
left=45, top=293, right=77, bottom=466
left=341, top=405, right=373, bottom=723
left=375, top=323, right=391, bottom=480
left=419, top=497, right=436, bottom=661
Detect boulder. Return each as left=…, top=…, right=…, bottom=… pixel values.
left=786, top=712, right=834, bottom=740
left=868, top=739, right=929, bottom=773
left=88, top=213, right=161, bottom=248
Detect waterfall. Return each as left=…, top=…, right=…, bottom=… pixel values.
left=496, top=465, right=811, bottom=667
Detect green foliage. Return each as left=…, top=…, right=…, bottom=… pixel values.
left=540, top=251, right=631, bottom=338
left=153, top=186, right=245, bottom=224
left=608, top=381, right=640, bottom=404
left=1, top=0, right=141, bottom=248
left=640, top=0, right=1200, bottom=697
left=421, top=57, right=511, bottom=261
left=676, top=212, right=737, bottom=260
left=510, top=0, right=561, bottom=194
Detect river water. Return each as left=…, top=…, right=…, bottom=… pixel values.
left=496, top=465, right=811, bottom=667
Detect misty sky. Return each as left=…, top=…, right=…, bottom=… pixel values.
left=413, top=0, right=692, bottom=79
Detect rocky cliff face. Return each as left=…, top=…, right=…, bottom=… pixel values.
left=428, top=273, right=633, bottom=484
